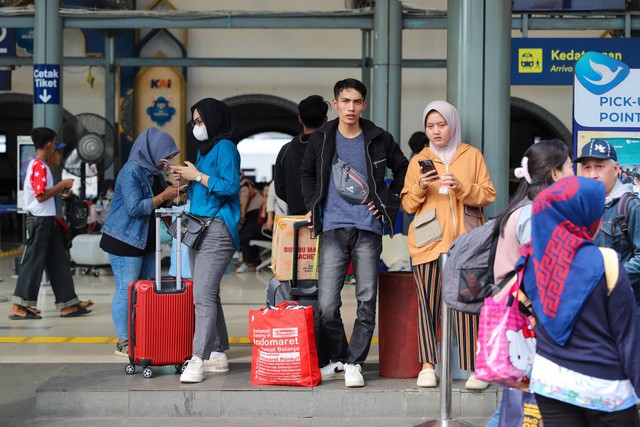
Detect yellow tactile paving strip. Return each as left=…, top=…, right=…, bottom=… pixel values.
left=0, top=248, right=24, bottom=258
left=0, top=336, right=377, bottom=345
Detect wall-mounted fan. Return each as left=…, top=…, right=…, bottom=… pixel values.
left=61, top=113, right=116, bottom=200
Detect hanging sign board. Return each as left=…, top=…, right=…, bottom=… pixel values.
left=134, top=66, right=185, bottom=164
left=573, top=51, right=640, bottom=177
left=33, top=64, right=60, bottom=105
left=512, top=38, right=640, bottom=86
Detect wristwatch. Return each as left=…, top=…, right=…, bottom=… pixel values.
left=195, top=173, right=203, bottom=183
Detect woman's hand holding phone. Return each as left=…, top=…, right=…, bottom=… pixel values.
left=417, top=159, right=439, bottom=190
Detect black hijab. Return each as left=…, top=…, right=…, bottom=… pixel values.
left=190, top=98, right=236, bottom=156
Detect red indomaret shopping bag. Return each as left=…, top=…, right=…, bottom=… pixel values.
left=249, top=302, right=321, bottom=387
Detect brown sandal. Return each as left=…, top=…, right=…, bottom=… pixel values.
left=79, top=300, right=94, bottom=309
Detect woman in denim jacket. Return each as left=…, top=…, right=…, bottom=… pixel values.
left=171, top=98, right=241, bottom=383
left=100, top=128, right=180, bottom=356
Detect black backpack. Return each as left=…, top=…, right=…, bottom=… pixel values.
left=611, top=192, right=636, bottom=246
left=441, top=203, right=528, bottom=314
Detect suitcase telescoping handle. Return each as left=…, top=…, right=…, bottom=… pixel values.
left=155, top=208, right=183, bottom=291
left=291, top=220, right=312, bottom=289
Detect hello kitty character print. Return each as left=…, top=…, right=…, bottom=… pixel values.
left=506, top=324, right=536, bottom=381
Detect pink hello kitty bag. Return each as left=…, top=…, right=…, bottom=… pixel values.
left=475, top=270, right=535, bottom=391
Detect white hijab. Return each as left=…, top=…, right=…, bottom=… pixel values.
left=422, top=100, right=461, bottom=166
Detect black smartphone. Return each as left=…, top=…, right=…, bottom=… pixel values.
left=418, top=159, right=436, bottom=174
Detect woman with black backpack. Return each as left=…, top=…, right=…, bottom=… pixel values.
left=487, top=139, right=574, bottom=427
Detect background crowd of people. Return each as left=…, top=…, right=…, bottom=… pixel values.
left=12, top=75, right=640, bottom=425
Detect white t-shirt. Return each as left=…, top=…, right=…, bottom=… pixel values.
left=23, top=158, right=56, bottom=216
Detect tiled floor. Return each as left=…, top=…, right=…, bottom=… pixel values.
left=0, top=249, right=372, bottom=364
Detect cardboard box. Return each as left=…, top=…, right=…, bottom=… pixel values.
left=271, top=215, right=319, bottom=281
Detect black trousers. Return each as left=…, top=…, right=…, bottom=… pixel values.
left=535, top=393, right=640, bottom=427
left=238, top=210, right=267, bottom=265
left=12, top=216, right=80, bottom=309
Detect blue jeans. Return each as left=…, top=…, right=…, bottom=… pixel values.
left=486, top=407, right=500, bottom=427
left=318, top=228, right=382, bottom=366
left=109, top=252, right=155, bottom=340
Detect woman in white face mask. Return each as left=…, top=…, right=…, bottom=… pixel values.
left=170, top=98, right=241, bottom=384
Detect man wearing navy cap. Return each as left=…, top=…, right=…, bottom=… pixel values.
left=575, top=139, right=640, bottom=310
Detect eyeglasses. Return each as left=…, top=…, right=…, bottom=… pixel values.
left=191, top=117, right=204, bottom=127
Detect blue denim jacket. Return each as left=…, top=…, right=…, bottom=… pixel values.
left=103, top=161, right=158, bottom=249
left=593, top=191, right=640, bottom=292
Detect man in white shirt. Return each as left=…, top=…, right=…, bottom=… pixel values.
left=10, top=127, right=92, bottom=319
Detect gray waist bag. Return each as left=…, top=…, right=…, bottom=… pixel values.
left=332, top=156, right=370, bottom=205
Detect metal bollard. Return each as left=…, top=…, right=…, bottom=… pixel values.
left=416, top=253, right=474, bottom=427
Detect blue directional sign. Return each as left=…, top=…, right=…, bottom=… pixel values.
left=33, top=64, right=60, bottom=105
left=0, top=27, right=15, bottom=56
left=512, top=38, right=640, bottom=86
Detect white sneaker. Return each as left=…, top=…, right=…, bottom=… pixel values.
left=204, top=352, right=229, bottom=372
left=344, top=363, right=365, bottom=388
left=236, top=263, right=249, bottom=274
left=320, top=361, right=345, bottom=380
left=180, top=356, right=205, bottom=383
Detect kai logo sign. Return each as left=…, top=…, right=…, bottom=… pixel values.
left=575, top=51, right=630, bottom=95
left=150, top=79, right=172, bottom=89
left=518, top=48, right=542, bottom=73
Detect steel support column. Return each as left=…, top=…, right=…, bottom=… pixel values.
left=483, top=1, right=511, bottom=217
left=446, top=0, right=484, bottom=149
left=372, top=0, right=390, bottom=130
left=387, top=0, right=402, bottom=142
left=33, top=0, right=63, bottom=132
left=372, top=0, right=402, bottom=142
left=104, top=34, right=116, bottom=180
left=447, top=0, right=510, bottom=217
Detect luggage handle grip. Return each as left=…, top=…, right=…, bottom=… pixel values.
left=291, top=220, right=312, bottom=288
left=155, top=208, right=183, bottom=291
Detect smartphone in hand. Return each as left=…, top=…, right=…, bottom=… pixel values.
left=160, top=158, right=175, bottom=168
left=418, top=159, right=436, bottom=174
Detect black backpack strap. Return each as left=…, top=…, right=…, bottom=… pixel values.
left=613, top=192, right=636, bottom=238
left=487, top=221, right=501, bottom=285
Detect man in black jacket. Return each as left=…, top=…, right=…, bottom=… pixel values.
left=274, top=95, right=328, bottom=215
left=300, top=78, right=408, bottom=388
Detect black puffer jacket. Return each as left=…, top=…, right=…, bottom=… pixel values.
left=300, top=118, right=408, bottom=236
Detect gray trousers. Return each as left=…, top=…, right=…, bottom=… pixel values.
left=189, top=219, right=235, bottom=359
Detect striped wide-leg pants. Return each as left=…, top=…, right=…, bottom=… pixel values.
left=412, top=259, right=479, bottom=371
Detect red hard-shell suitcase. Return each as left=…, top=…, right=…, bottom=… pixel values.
left=125, top=208, right=195, bottom=378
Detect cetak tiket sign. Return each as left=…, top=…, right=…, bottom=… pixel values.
left=33, top=64, right=60, bottom=105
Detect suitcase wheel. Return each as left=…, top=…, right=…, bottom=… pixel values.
left=125, top=364, right=135, bottom=375
left=142, top=367, right=154, bottom=378
left=175, top=364, right=186, bottom=374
